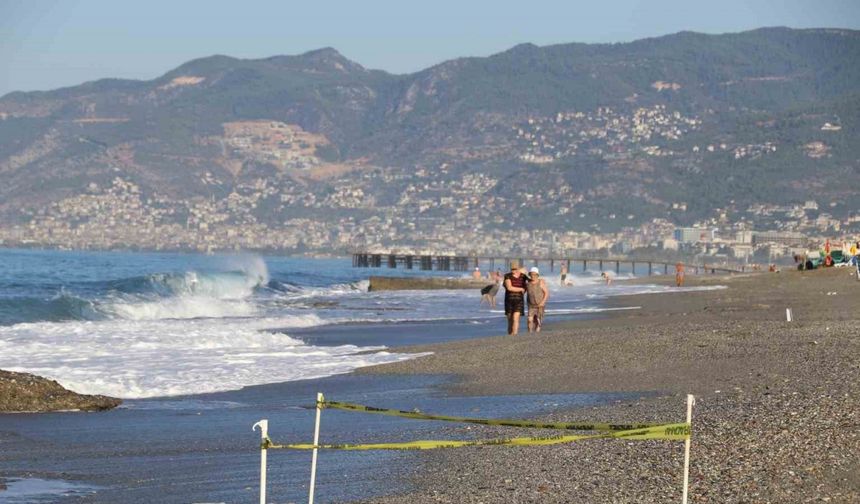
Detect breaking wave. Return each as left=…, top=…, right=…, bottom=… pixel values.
left=1, top=257, right=272, bottom=324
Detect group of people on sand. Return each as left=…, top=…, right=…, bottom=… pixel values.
left=478, top=263, right=549, bottom=335
left=503, top=263, right=550, bottom=335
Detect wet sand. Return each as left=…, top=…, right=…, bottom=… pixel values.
left=357, top=268, right=860, bottom=503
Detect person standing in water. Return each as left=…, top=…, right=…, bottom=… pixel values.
left=675, top=262, right=685, bottom=287
left=526, top=267, right=549, bottom=333
left=560, top=263, right=569, bottom=286
left=503, top=262, right=527, bottom=335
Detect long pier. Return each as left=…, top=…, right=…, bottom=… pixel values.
left=351, top=252, right=747, bottom=275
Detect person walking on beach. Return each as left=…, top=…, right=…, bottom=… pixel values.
left=480, top=277, right=501, bottom=309
left=675, top=262, right=685, bottom=287
left=526, top=267, right=549, bottom=333
left=472, top=267, right=482, bottom=280
left=560, top=264, right=569, bottom=286
left=503, top=262, right=527, bottom=335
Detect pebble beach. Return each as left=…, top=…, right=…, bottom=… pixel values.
left=357, top=268, right=860, bottom=503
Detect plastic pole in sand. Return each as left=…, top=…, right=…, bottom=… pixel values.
left=252, top=419, right=268, bottom=504
left=308, top=392, right=324, bottom=504
left=786, top=308, right=793, bottom=322
left=681, top=394, right=695, bottom=504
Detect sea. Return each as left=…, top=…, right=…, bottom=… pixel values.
left=0, top=248, right=710, bottom=503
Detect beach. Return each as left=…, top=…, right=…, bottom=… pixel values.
left=358, top=268, right=860, bottom=503
left=1, top=250, right=857, bottom=503
left=0, top=250, right=647, bottom=503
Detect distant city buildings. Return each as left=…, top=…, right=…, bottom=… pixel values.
left=0, top=104, right=855, bottom=262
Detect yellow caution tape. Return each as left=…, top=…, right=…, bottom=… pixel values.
left=321, top=400, right=661, bottom=432
left=264, top=422, right=690, bottom=451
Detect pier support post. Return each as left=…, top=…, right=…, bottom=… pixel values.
left=632, top=261, right=636, bottom=275
left=582, top=260, right=587, bottom=272
left=648, top=262, right=653, bottom=276
left=599, top=260, right=603, bottom=271
left=615, top=261, right=620, bottom=274
left=665, top=263, right=669, bottom=275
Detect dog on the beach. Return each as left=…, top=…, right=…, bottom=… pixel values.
left=480, top=281, right=500, bottom=308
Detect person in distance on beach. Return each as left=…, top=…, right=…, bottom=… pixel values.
left=560, top=263, right=569, bottom=286
left=472, top=266, right=482, bottom=280
left=675, top=262, right=685, bottom=287
left=526, top=267, right=549, bottom=333
left=479, top=277, right=501, bottom=308
left=503, top=262, right=527, bottom=335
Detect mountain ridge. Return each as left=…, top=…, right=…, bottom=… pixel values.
left=1, top=27, right=858, bottom=252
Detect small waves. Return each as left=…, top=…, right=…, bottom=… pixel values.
left=0, top=293, right=98, bottom=325
left=267, top=279, right=368, bottom=297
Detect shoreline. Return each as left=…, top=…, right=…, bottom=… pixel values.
left=355, top=269, right=860, bottom=502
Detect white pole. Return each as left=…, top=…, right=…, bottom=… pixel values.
left=786, top=308, right=793, bottom=322
left=308, top=392, right=324, bottom=504
left=252, top=419, right=269, bottom=504
left=681, top=394, right=695, bottom=504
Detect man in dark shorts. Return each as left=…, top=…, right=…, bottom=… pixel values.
left=503, top=262, right=527, bottom=335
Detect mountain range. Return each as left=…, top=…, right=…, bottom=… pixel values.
left=1, top=27, right=859, bottom=249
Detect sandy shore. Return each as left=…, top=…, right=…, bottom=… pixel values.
left=356, top=268, right=860, bottom=503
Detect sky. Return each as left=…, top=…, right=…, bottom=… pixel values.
left=1, top=0, right=859, bottom=96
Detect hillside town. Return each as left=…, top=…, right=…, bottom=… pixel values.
left=1, top=169, right=856, bottom=265
left=0, top=93, right=854, bottom=265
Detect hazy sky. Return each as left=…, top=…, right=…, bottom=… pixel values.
left=1, top=0, right=859, bottom=96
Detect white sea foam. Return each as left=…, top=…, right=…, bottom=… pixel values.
left=0, top=314, right=417, bottom=398
left=97, top=259, right=271, bottom=320
left=101, top=295, right=258, bottom=320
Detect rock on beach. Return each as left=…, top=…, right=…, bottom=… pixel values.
left=0, top=369, right=121, bottom=413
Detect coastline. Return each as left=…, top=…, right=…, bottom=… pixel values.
left=355, top=269, right=860, bottom=502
